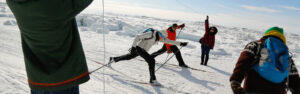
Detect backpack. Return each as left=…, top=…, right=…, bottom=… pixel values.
left=142, top=28, right=155, bottom=40
left=254, top=37, right=290, bottom=83
left=143, top=28, right=166, bottom=41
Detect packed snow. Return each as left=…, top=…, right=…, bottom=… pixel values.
left=0, top=1, right=299, bottom=94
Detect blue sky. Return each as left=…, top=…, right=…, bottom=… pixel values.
left=87, top=0, right=300, bottom=34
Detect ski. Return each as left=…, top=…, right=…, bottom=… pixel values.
left=135, top=59, right=206, bottom=72
left=88, top=60, right=113, bottom=74
left=123, top=79, right=162, bottom=86
left=89, top=59, right=164, bottom=86
left=89, top=59, right=190, bottom=94
left=157, top=63, right=206, bottom=72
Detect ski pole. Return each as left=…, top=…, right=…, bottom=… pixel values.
left=155, top=46, right=183, bottom=72
left=88, top=59, right=137, bottom=80
left=176, top=27, right=183, bottom=39
left=88, top=58, right=116, bottom=74
left=163, top=27, right=184, bottom=65
left=156, top=28, right=184, bottom=72
left=89, top=62, right=112, bottom=74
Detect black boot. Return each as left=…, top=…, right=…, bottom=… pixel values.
left=107, top=57, right=115, bottom=67
left=149, top=69, right=156, bottom=83
left=179, top=64, right=189, bottom=68
left=109, top=57, right=115, bottom=63
left=201, top=54, right=205, bottom=65
left=204, top=54, right=209, bottom=66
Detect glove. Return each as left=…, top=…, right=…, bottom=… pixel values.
left=180, top=42, right=188, bottom=46
left=180, top=24, right=185, bottom=28
left=230, top=81, right=245, bottom=94
left=199, top=38, right=203, bottom=44
left=128, top=47, right=137, bottom=54
left=167, top=49, right=172, bottom=54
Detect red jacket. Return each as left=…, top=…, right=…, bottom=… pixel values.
left=200, top=19, right=215, bottom=49
left=230, top=37, right=300, bottom=94
left=165, top=25, right=184, bottom=50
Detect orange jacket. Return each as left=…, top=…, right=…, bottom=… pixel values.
left=165, top=25, right=184, bottom=51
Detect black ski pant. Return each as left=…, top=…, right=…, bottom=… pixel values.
left=201, top=44, right=211, bottom=65
left=150, top=45, right=186, bottom=66
left=113, top=46, right=156, bottom=81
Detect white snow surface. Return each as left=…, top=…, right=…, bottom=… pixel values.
left=0, top=1, right=300, bottom=94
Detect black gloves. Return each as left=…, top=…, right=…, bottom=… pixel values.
left=199, top=38, right=203, bottom=44
left=180, top=42, right=188, bottom=46
left=230, top=81, right=245, bottom=94
left=128, top=47, right=137, bottom=54
left=180, top=24, right=185, bottom=28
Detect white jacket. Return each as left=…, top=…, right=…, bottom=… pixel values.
left=132, top=30, right=182, bottom=51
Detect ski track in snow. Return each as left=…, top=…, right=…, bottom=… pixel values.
left=0, top=1, right=300, bottom=94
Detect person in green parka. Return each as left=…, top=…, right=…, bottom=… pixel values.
left=6, top=0, right=93, bottom=93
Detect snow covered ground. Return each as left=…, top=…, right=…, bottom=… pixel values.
left=0, top=1, right=300, bottom=94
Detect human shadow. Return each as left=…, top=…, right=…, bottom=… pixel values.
left=206, top=65, right=231, bottom=77
left=108, top=74, right=155, bottom=94
left=180, top=68, right=222, bottom=91
left=152, top=85, right=164, bottom=94
left=156, top=64, right=222, bottom=91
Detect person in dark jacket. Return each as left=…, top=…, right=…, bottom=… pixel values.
left=230, top=27, right=300, bottom=94
left=199, top=16, right=217, bottom=66
left=150, top=23, right=189, bottom=67
left=7, top=0, right=93, bottom=93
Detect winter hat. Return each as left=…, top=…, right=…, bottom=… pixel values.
left=172, top=24, right=178, bottom=28
left=209, top=26, right=218, bottom=35
left=264, top=27, right=286, bottom=44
